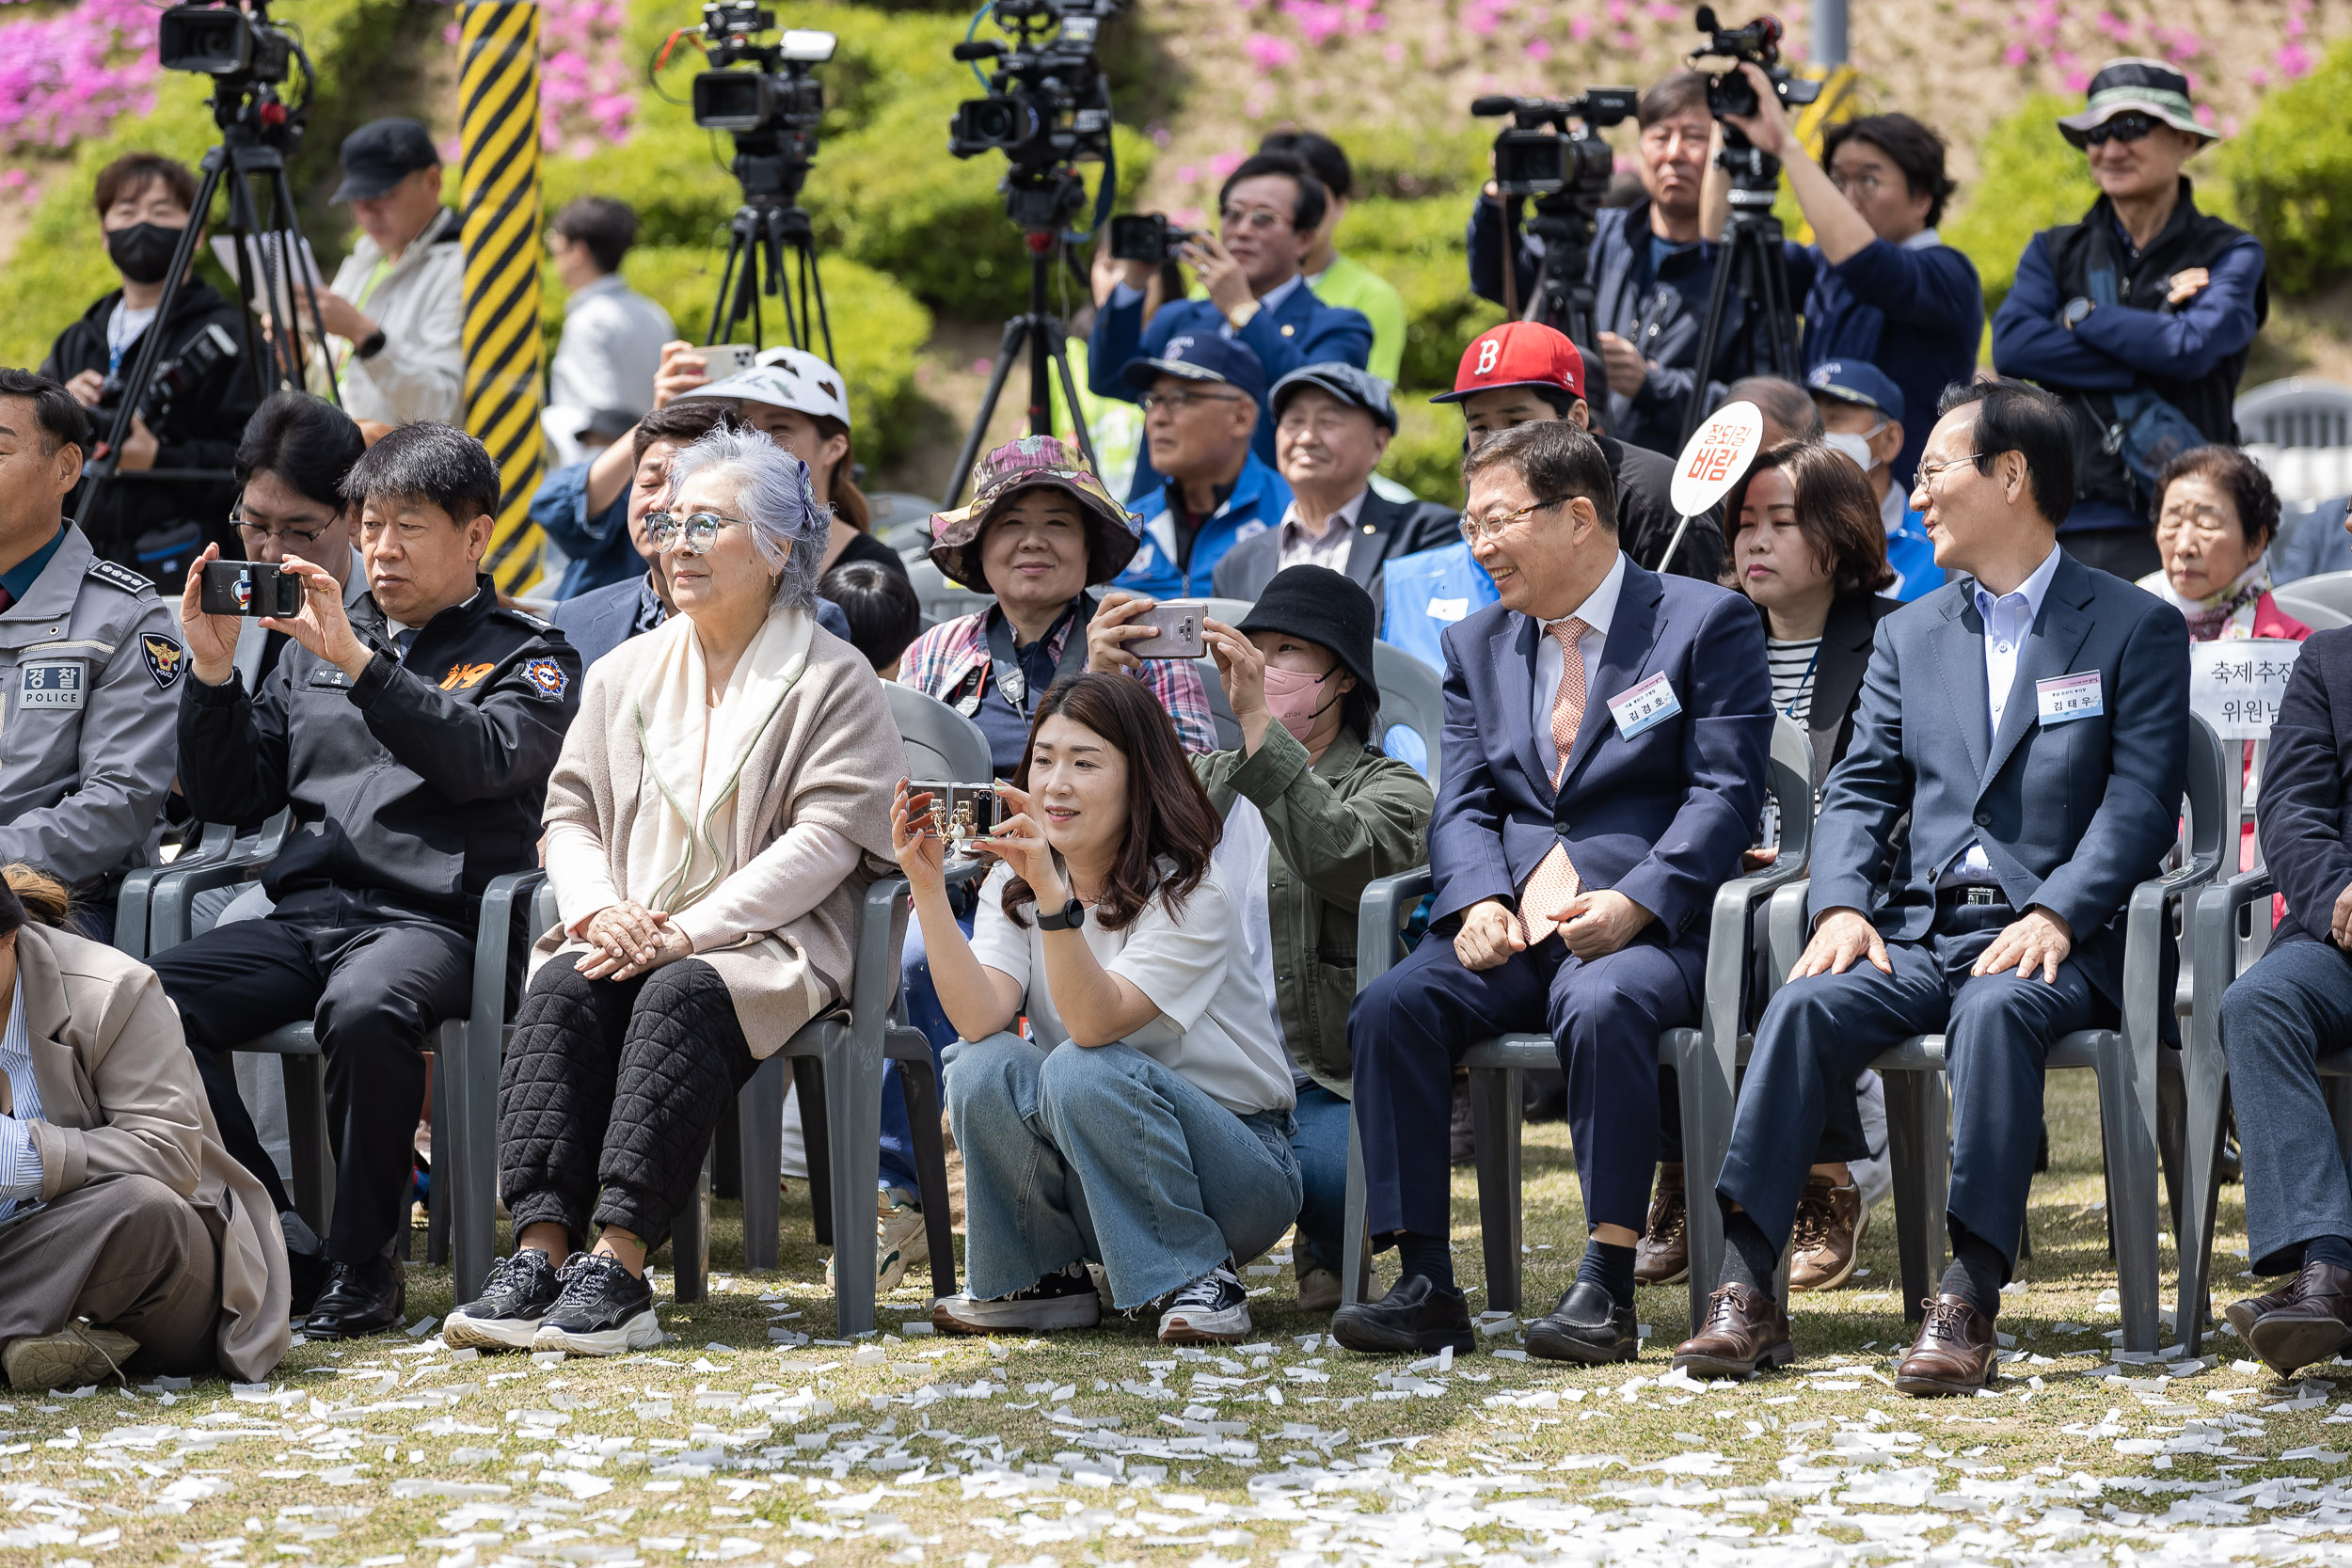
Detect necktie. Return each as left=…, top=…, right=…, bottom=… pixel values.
left=1518, top=617, right=1593, bottom=946
left=394, top=628, right=419, bottom=661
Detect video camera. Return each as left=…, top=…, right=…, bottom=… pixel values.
left=948, top=0, right=1120, bottom=233
left=1470, top=88, right=1636, bottom=200
left=1689, top=7, right=1820, bottom=119
left=691, top=2, right=834, bottom=135
left=158, top=0, right=295, bottom=87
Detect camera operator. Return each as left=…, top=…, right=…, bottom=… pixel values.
left=1468, top=72, right=1724, bottom=457
left=1992, top=59, right=2265, bottom=582
left=1091, top=150, right=1373, bottom=502
left=1700, top=69, right=1983, bottom=488
left=153, top=423, right=582, bottom=1340
left=0, top=370, right=183, bottom=939
left=300, top=119, right=466, bottom=430
left=40, top=153, right=261, bottom=579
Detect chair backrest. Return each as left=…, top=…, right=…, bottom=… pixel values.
left=1765, top=711, right=1815, bottom=872
left=1371, top=638, right=1444, bottom=780
left=1200, top=597, right=1256, bottom=628
left=2237, top=377, right=2352, bottom=450
left=902, top=556, right=997, bottom=626
left=2182, top=712, right=2231, bottom=876
left=531, top=879, right=559, bottom=935
left=886, top=680, right=993, bottom=783
left=2271, top=590, right=2352, bottom=631
left=2275, top=571, right=2352, bottom=619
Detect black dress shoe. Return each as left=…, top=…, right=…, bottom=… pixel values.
left=1329, top=1274, right=1474, bottom=1354
left=1525, top=1279, right=1639, bottom=1364
left=286, top=1247, right=330, bottom=1318
left=303, top=1258, right=405, bottom=1340
left=2246, top=1260, right=2352, bottom=1377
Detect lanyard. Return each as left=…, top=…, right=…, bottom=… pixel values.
left=1781, top=644, right=1821, bottom=721
left=984, top=594, right=1094, bottom=719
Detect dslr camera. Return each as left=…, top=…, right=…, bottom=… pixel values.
left=948, top=0, right=1120, bottom=230
left=1471, top=87, right=1636, bottom=200
left=92, top=324, right=240, bottom=453
left=1690, top=6, right=1820, bottom=119
left=691, top=1, right=834, bottom=135
left=1105, top=213, right=1196, bottom=264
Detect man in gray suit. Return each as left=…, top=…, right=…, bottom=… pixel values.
left=1671, top=380, right=2189, bottom=1394
left=1212, top=364, right=1458, bottom=620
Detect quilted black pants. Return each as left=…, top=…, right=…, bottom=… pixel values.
left=499, top=954, right=758, bottom=1255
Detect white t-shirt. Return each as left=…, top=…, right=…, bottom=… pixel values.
left=968, top=860, right=1295, bottom=1117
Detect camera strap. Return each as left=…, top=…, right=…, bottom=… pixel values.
left=985, top=593, right=1096, bottom=719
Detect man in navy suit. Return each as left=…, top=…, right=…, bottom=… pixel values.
left=1330, top=420, right=1772, bottom=1359
left=1091, top=150, right=1374, bottom=501
left=1675, top=380, right=2189, bottom=1394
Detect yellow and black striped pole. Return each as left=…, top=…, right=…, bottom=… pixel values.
left=459, top=1, right=545, bottom=595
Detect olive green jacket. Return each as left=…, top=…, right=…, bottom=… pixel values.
left=1193, top=723, right=1434, bottom=1097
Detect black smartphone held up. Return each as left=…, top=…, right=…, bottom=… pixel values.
left=200, top=560, right=304, bottom=618
left=1107, top=213, right=1195, bottom=264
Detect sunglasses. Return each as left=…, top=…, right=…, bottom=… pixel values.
left=2077, top=111, right=2160, bottom=148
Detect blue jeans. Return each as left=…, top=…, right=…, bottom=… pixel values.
left=1293, top=1082, right=1351, bottom=1269
left=944, top=1032, right=1302, bottom=1308
left=883, top=911, right=967, bottom=1196
left=2218, top=936, right=2352, bottom=1275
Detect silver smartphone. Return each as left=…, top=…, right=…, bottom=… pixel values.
left=1126, top=599, right=1207, bottom=659
left=699, top=343, right=757, bottom=380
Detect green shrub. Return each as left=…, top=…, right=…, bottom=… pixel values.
left=1338, top=198, right=1503, bottom=391
left=1941, top=93, right=2099, bottom=321
left=2221, top=36, right=2352, bottom=299
left=1379, top=399, right=1465, bottom=509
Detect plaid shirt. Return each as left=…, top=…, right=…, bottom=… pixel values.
left=899, top=606, right=1218, bottom=756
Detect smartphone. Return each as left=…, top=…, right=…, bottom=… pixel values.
left=200, top=560, right=303, bottom=618
left=1107, top=213, right=1194, bottom=263
left=699, top=343, right=757, bottom=380
left=1125, top=599, right=1206, bottom=659
left=910, top=780, right=999, bottom=852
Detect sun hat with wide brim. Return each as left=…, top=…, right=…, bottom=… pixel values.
left=2058, top=57, right=2222, bottom=148
left=927, top=435, right=1142, bottom=592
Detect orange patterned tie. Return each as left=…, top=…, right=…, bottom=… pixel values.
left=1518, top=617, right=1593, bottom=946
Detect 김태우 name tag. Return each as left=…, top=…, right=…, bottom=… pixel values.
left=1608, top=672, right=1681, bottom=738
left=2036, top=671, right=2104, bottom=725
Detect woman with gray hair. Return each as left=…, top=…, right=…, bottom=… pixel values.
left=445, top=426, right=905, bottom=1355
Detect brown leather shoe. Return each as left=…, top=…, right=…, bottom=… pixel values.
left=1635, top=1164, right=1689, bottom=1286
left=2245, top=1260, right=2352, bottom=1376
left=1894, top=1295, right=1999, bottom=1396
left=1788, top=1171, right=1867, bottom=1292
left=1671, top=1283, right=1792, bottom=1378
left=2225, top=1276, right=2306, bottom=1344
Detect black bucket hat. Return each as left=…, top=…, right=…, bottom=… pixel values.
left=1235, top=564, right=1378, bottom=708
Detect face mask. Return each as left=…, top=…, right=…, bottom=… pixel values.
left=1262, top=664, right=1340, bottom=740
left=1822, top=430, right=1879, bottom=474
left=106, top=223, right=184, bottom=286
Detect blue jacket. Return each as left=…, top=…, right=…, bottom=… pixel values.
left=1117, top=451, right=1294, bottom=601
left=1428, top=557, right=1772, bottom=958
left=1884, top=505, right=1939, bottom=602
left=1794, top=236, right=1985, bottom=487
left=1808, top=550, right=2188, bottom=1002
left=1089, top=283, right=1371, bottom=502
left=530, top=461, right=641, bottom=601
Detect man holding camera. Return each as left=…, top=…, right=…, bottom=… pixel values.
left=1468, top=73, right=1724, bottom=458
left=153, top=423, right=581, bottom=1339
left=42, top=152, right=261, bottom=581
left=1091, top=150, right=1373, bottom=502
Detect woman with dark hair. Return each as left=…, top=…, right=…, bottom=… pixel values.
left=0, top=863, right=291, bottom=1389
left=904, top=673, right=1298, bottom=1343
left=1192, top=566, right=1433, bottom=1311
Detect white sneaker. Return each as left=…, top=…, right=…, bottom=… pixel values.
left=828, top=1193, right=931, bottom=1293
left=932, top=1263, right=1102, bottom=1335
left=1158, top=1265, right=1251, bottom=1344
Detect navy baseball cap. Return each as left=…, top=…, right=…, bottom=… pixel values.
left=333, top=118, right=441, bottom=203
left=1120, top=333, right=1269, bottom=405
left=1270, top=362, right=1396, bottom=432
left=1806, top=360, right=1905, bottom=425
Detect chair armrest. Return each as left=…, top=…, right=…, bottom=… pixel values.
left=1699, top=852, right=1811, bottom=1054
left=854, top=877, right=913, bottom=1032
left=1765, top=880, right=1811, bottom=996
left=1356, top=867, right=1436, bottom=992
left=2122, top=842, right=2227, bottom=1054
left=2192, top=864, right=2279, bottom=1009
left=148, top=848, right=279, bottom=955
left=117, top=822, right=240, bottom=958
left=472, top=871, right=547, bottom=1033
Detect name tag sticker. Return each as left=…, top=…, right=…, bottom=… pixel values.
left=2036, top=671, right=2104, bottom=725
left=19, top=661, right=85, bottom=711
left=1607, top=672, right=1681, bottom=738
left=1426, top=595, right=1470, bottom=624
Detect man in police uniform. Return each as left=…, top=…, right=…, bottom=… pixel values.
left=0, top=370, right=181, bottom=934
left=153, top=422, right=581, bottom=1340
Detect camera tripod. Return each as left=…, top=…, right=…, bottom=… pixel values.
left=76, top=90, right=337, bottom=530
left=942, top=172, right=1100, bottom=509
left=1681, top=128, right=1802, bottom=444
left=1502, top=195, right=1602, bottom=350
left=706, top=130, right=834, bottom=364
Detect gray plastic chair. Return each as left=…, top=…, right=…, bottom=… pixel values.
left=115, top=820, right=237, bottom=959
left=885, top=681, right=991, bottom=784
left=2237, top=376, right=2352, bottom=451
left=1339, top=713, right=1816, bottom=1336
left=904, top=557, right=998, bottom=626
left=2274, top=578, right=2352, bottom=627
left=1200, top=596, right=1256, bottom=628
left=1371, top=639, right=1444, bottom=780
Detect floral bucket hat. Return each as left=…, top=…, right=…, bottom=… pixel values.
left=927, top=435, right=1143, bottom=590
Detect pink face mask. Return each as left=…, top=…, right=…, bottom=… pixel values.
left=1262, top=664, right=1341, bottom=740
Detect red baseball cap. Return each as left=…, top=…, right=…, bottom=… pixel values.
left=1431, top=321, right=1586, bottom=404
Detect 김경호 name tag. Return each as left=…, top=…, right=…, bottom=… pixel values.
left=1607, top=672, right=1681, bottom=738
left=19, top=660, right=86, bottom=711
left=2036, top=671, right=2104, bottom=725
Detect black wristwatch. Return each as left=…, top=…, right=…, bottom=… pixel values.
left=1038, top=896, right=1086, bottom=932
left=355, top=327, right=389, bottom=360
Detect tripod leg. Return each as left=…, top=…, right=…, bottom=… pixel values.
left=707, top=229, right=744, bottom=347
left=270, top=164, right=341, bottom=406
left=945, top=319, right=1030, bottom=509
left=1047, top=337, right=1100, bottom=475
left=803, top=242, right=836, bottom=369
left=1683, top=231, right=1743, bottom=443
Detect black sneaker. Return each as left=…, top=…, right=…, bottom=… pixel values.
left=932, top=1262, right=1103, bottom=1335
left=444, top=1250, right=564, bottom=1351
left=1329, top=1273, right=1475, bottom=1354
left=529, top=1254, right=661, bottom=1356
left=1158, top=1265, right=1251, bottom=1344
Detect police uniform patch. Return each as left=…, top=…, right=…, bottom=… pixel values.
left=523, top=657, right=569, bottom=699
left=86, top=559, right=155, bottom=597
left=141, top=633, right=185, bottom=689
left=19, top=661, right=86, bottom=711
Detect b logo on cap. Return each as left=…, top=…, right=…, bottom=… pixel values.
left=1474, top=339, right=1502, bottom=376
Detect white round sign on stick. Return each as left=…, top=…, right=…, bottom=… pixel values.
left=1669, top=400, right=1766, bottom=519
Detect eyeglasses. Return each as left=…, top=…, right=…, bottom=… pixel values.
left=1460, top=494, right=1570, bottom=545
left=1916, top=451, right=1990, bottom=487
left=644, top=510, right=750, bottom=554
left=1138, top=389, right=1247, bottom=415
left=1219, top=206, right=1291, bottom=231
left=230, top=510, right=331, bottom=549
left=1827, top=168, right=1885, bottom=198
left=2081, top=111, right=2159, bottom=148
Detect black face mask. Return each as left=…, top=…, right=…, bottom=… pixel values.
left=106, top=223, right=184, bottom=286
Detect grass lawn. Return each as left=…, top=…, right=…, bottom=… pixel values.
left=8, top=1073, right=2352, bottom=1566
